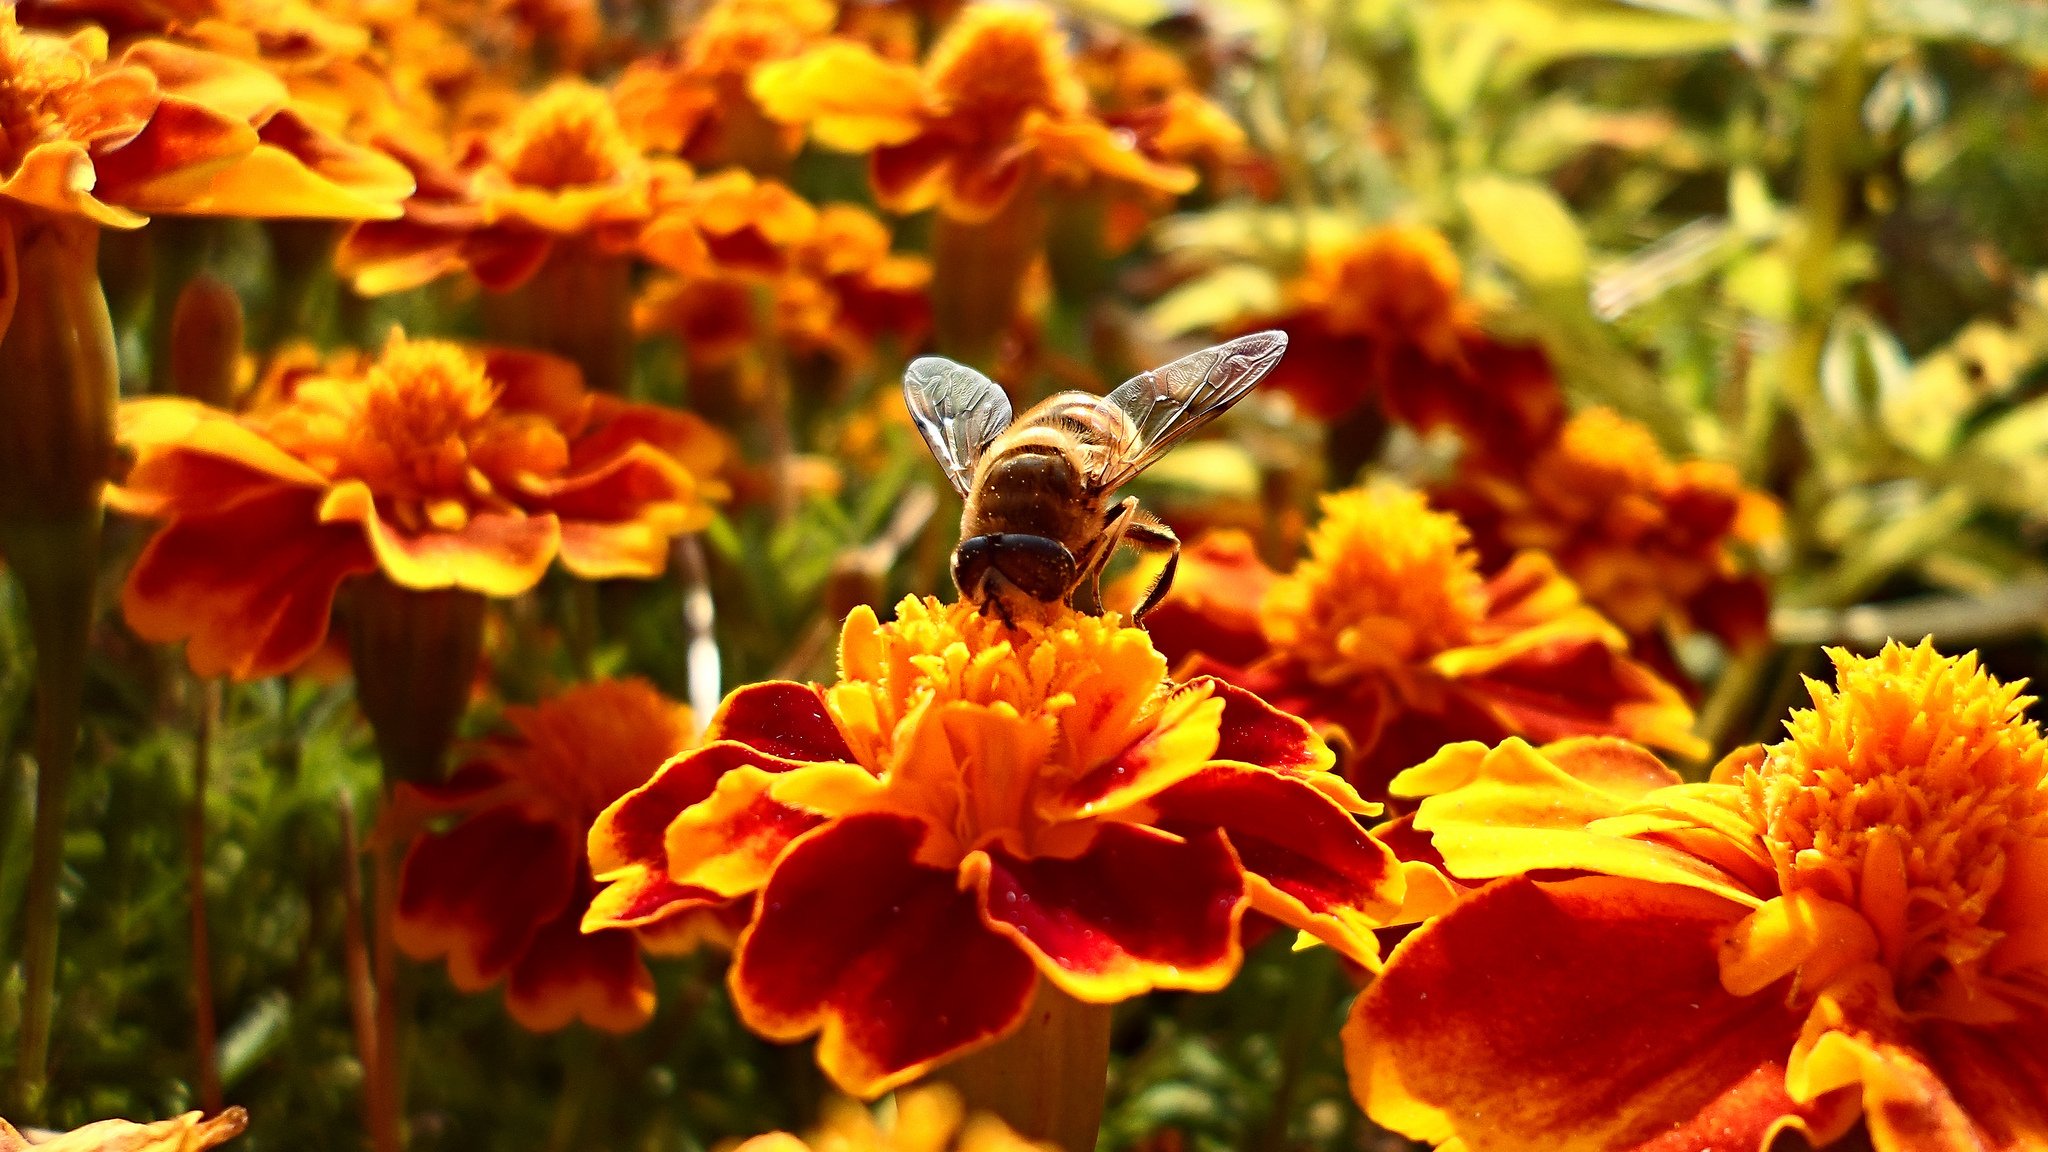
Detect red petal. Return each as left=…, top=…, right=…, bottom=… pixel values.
left=1151, top=766, right=1400, bottom=965
left=1205, top=678, right=1334, bottom=774
left=395, top=808, right=576, bottom=990
left=505, top=896, right=656, bottom=1034
left=1347, top=875, right=1806, bottom=1149
left=710, top=681, right=854, bottom=763
left=1921, top=1019, right=2048, bottom=1152
left=972, top=823, right=1247, bottom=1001
left=731, top=813, right=1037, bottom=1097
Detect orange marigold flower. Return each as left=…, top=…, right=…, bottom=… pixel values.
left=109, top=333, right=728, bottom=680
left=736, top=1086, right=1051, bottom=1152
left=613, top=0, right=836, bottom=170
left=1350, top=639, right=2048, bottom=1152
left=584, top=596, right=1403, bottom=1096
left=1434, top=406, right=1781, bottom=669
left=635, top=201, right=930, bottom=375
left=1243, top=224, right=1563, bottom=460
left=0, top=1107, right=246, bottom=1151
left=0, top=7, right=407, bottom=242
left=1076, top=31, right=1247, bottom=252
left=751, top=4, right=1195, bottom=223
left=337, top=79, right=663, bottom=294
left=1140, top=484, right=1703, bottom=801
left=394, top=679, right=733, bottom=1032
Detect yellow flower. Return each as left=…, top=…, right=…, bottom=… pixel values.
left=0, top=1108, right=246, bottom=1151
left=735, top=1087, right=1051, bottom=1152
left=1349, top=639, right=2048, bottom=1152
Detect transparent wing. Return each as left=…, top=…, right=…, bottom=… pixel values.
left=1094, top=330, right=1288, bottom=489
left=903, top=356, right=1014, bottom=497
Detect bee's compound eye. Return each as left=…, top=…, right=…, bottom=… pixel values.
left=953, top=534, right=1076, bottom=603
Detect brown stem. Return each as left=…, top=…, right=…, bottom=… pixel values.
left=934, top=980, right=1113, bottom=1152
left=372, top=820, right=404, bottom=1151
left=188, top=680, right=224, bottom=1115
left=931, top=181, right=1048, bottom=371
left=337, top=791, right=394, bottom=1152
left=482, top=249, right=635, bottom=394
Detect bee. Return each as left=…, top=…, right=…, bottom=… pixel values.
left=903, top=331, right=1288, bottom=625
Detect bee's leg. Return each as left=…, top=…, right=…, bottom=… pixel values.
left=1073, top=498, right=1142, bottom=615
left=1123, top=516, right=1180, bottom=624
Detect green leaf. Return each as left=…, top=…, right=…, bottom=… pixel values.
left=1458, top=175, right=1590, bottom=287
left=1146, top=267, right=1284, bottom=337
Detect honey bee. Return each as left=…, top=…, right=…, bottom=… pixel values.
left=904, top=331, right=1288, bottom=625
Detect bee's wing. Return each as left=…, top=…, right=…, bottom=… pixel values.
left=1094, top=330, right=1288, bottom=489
left=903, top=356, right=1014, bottom=497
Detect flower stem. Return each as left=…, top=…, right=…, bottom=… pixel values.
left=188, top=679, right=225, bottom=1115
left=934, top=980, right=1113, bottom=1152
left=0, top=211, right=118, bottom=1119
left=931, top=179, right=1048, bottom=370
left=336, top=790, right=394, bottom=1152
left=483, top=249, right=635, bottom=394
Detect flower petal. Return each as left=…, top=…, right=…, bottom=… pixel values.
left=505, top=904, right=656, bottom=1034
left=710, top=680, right=855, bottom=762
left=319, top=479, right=559, bottom=596
left=395, top=807, right=577, bottom=990
left=731, top=812, right=1038, bottom=1098
left=664, top=757, right=829, bottom=896
left=1921, top=1019, right=2048, bottom=1152
left=1347, top=875, right=1811, bottom=1152
left=1148, top=765, right=1401, bottom=967
left=968, top=822, right=1248, bottom=1002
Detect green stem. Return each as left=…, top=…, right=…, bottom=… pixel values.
left=189, top=680, right=224, bottom=1114
left=1781, top=0, right=1870, bottom=418
left=1257, top=946, right=1341, bottom=1152
left=935, top=980, right=1112, bottom=1152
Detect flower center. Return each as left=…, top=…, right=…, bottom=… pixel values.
left=1536, top=408, right=1667, bottom=499
left=1742, top=642, right=2048, bottom=999
left=499, top=81, right=640, bottom=191
left=924, top=6, right=1086, bottom=129
left=827, top=597, right=1177, bottom=858
left=0, top=14, right=107, bottom=176
left=1304, top=226, right=1465, bottom=352
left=357, top=337, right=498, bottom=466
left=505, top=680, right=694, bottom=827
left=1261, top=486, right=1489, bottom=683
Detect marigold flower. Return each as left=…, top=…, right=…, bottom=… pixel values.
left=751, top=4, right=1194, bottom=222
left=1076, top=32, right=1247, bottom=252
left=108, top=333, right=729, bottom=680
left=1434, top=406, right=1780, bottom=666
left=612, top=0, right=836, bottom=171
left=584, top=596, right=1402, bottom=1096
left=1242, top=225, right=1563, bottom=460
left=1140, top=484, right=1703, bottom=801
left=736, top=1087, right=1051, bottom=1152
left=394, top=679, right=731, bottom=1032
left=1349, top=639, right=2048, bottom=1152
left=0, top=1107, right=246, bottom=1151
left=336, top=79, right=661, bottom=294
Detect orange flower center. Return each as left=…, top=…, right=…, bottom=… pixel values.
left=923, top=6, right=1087, bottom=130
left=0, top=14, right=108, bottom=175
left=503, top=680, right=695, bottom=827
left=1260, top=486, right=1488, bottom=683
left=499, top=81, right=640, bottom=191
left=357, top=337, right=497, bottom=467
left=1538, top=407, right=1669, bottom=498
left=1298, top=226, right=1467, bottom=356
left=1742, top=642, right=2048, bottom=996
left=825, top=597, right=1192, bottom=861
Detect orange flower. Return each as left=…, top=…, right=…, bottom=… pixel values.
left=393, top=679, right=731, bottom=1032
left=1433, top=406, right=1780, bottom=670
left=109, top=333, right=728, bottom=680
left=612, top=0, right=836, bottom=171
left=1349, top=640, right=2048, bottom=1152
left=751, top=4, right=1195, bottom=222
left=1076, top=31, right=1248, bottom=251
left=0, top=8, right=408, bottom=281
left=1243, top=225, right=1563, bottom=460
left=1140, top=484, right=1703, bottom=801
left=736, top=1087, right=1051, bottom=1152
left=635, top=201, right=930, bottom=375
left=0, top=1107, right=246, bottom=1151
left=336, top=79, right=664, bottom=294
left=584, top=596, right=1403, bottom=1096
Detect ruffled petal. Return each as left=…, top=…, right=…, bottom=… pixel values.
left=731, top=812, right=1038, bottom=1098
left=504, top=901, right=656, bottom=1034
left=395, top=807, right=577, bottom=990
left=748, top=43, right=926, bottom=151
left=1136, top=529, right=1276, bottom=672
left=711, top=680, right=856, bottom=762
left=1347, top=875, right=1815, bottom=1152
left=968, top=822, right=1247, bottom=1002
left=318, top=479, right=560, bottom=596
left=1148, top=765, right=1401, bottom=967
left=1921, top=1018, right=2048, bottom=1152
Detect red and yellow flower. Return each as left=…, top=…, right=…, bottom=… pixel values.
left=750, top=4, right=1195, bottom=222
left=336, top=78, right=665, bottom=294
left=584, top=596, right=1403, bottom=1096
left=1241, top=225, right=1563, bottom=460
left=1140, top=484, right=1703, bottom=801
left=393, top=679, right=730, bottom=1032
left=1433, top=406, right=1780, bottom=669
left=612, top=0, right=837, bottom=172
left=1076, top=31, right=1248, bottom=251
left=1349, top=639, right=2048, bottom=1152
left=736, top=1087, right=1051, bottom=1152
left=108, top=333, right=728, bottom=680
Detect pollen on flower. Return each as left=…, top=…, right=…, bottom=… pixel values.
left=360, top=337, right=498, bottom=455
left=1743, top=639, right=2048, bottom=991
left=923, top=5, right=1087, bottom=125
left=500, top=81, right=641, bottom=191
left=1261, top=486, right=1488, bottom=683
left=0, top=12, right=102, bottom=172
